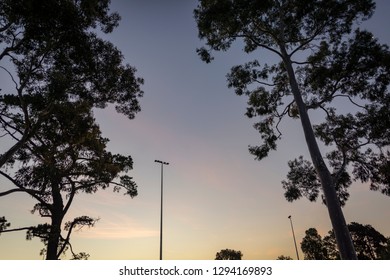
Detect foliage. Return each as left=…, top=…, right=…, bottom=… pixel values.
left=195, top=0, right=390, bottom=259
left=0, top=0, right=142, bottom=259
left=301, top=223, right=390, bottom=260
left=326, top=222, right=389, bottom=260
left=0, top=0, right=144, bottom=168
left=276, top=255, right=293, bottom=260
left=0, top=216, right=10, bottom=233
left=1, top=101, right=138, bottom=259
left=300, top=228, right=330, bottom=260
left=379, top=238, right=390, bottom=260
left=194, top=0, right=389, bottom=204
left=215, top=248, right=243, bottom=260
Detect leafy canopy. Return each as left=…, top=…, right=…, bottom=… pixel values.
left=195, top=0, right=390, bottom=204
left=215, top=248, right=243, bottom=260
left=0, top=0, right=144, bottom=168
left=1, top=97, right=139, bottom=259
left=301, top=223, right=390, bottom=260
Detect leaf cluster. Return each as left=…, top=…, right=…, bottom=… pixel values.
left=0, top=0, right=144, bottom=170
left=195, top=0, right=375, bottom=60
left=215, top=248, right=243, bottom=260
left=25, top=215, right=97, bottom=259
left=276, top=255, right=293, bottom=260
left=301, top=228, right=330, bottom=260
left=0, top=216, right=10, bottom=234
left=301, top=222, right=390, bottom=260
left=8, top=101, right=138, bottom=202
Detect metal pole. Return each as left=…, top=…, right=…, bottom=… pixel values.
left=155, top=160, right=169, bottom=260
left=288, top=215, right=300, bottom=260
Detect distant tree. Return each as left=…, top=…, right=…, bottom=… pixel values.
left=215, top=248, right=243, bottom=260
left=350, top=223, right=388, bottom=260
left=276, top=255, right=293, bottom=260
left=300, top=228, right=330, bottom=260
left=326, top=222, right=389, bottom=260
left=195, top=0, right=390, bottom=259
left=301, top=223, right=389, bottom=260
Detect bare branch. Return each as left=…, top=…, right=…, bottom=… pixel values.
left=0, top=66, right=20, bottom=89
left=0, top=226, right=34, bottom=233
left=333, top=94, right=366, bottom=110
left=0, top=22, right=12, bottom=33
left=291, top=60, right=310, bottom=65
left=254, top=79, right=276, bottom=87
left=318, top=104, right=332, bottom=119
left=249, top=38, right=283, bottom=58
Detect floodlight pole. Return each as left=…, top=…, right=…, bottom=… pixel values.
left=288, top=215, right=300, bottom=260
left=155, top=160, right=169, bottom=260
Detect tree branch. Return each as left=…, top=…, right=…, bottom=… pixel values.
left=0, top=170, right=25, bottom=191
left=254, top=79, right=276, bottom=87
left=0, top=170, right=49, bottom=208
left=291, top=60, right=310, bottom=65
left=238, top=31, right=283, bottom=58
left=0, top=226, right=34, bottom=233
left=288, top=19, right=331, bottom=58
left=0, top=188, right=28, bottom=197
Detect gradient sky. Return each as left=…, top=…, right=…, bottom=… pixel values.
left=1, top=0, right=389, bottom=260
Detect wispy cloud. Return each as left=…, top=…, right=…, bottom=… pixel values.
left=64, top=190, right=158, bottom=240
left=72, top=212, right=158, bottom=240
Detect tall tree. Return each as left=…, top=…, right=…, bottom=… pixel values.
left=0, top=0, right=143, bottom=259
left=195, top=0, right=390, bottom=259
left=215, top=248, right=243, bottom=260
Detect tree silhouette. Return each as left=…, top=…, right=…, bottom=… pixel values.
left=0, top=0, right=143, bottom=168
left=300, top=228, right=330, bottom=260
left=380, top=238, right=390, bottom=260
left=195, top=0, right=390, bottom=259
left=301, top=223, right=390, bottom=260
left=276, top=255, right=293, bottom=260
left=0, top=102, right=138, bottom=259
left=0, top=0, right=143, bottom=259
left=215, top=248, right=243, bottom=260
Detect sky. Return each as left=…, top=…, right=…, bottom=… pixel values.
left=0, top=0, right=390, bottom=260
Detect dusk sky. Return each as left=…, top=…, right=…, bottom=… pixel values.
left=1, top=0, right=389, bottom=260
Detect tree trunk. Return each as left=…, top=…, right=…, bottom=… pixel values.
left=280, top=46, right=357, bottom=260
left=46, top=215, right=62, bottom=260
left=46, top=181, right=64, bottom=260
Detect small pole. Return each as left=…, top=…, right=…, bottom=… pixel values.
left=288, top=215, right=300, bottom=260
left=155, top=160, right=169, bottom=260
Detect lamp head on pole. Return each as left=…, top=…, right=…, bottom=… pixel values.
left=155, top=160, right=169, bottom=165
left=288, top=215, right=291, bottom=219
